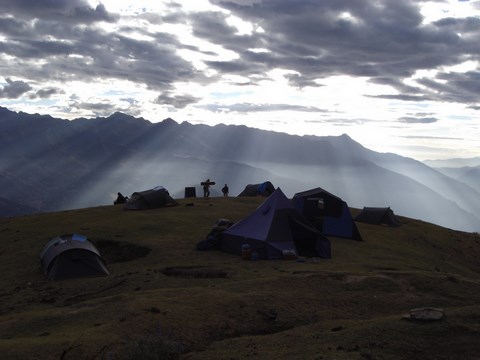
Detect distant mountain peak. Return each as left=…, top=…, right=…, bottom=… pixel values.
left=107, top=112, right=149, bottom=123
left=161, top=117, right=178, bottom=125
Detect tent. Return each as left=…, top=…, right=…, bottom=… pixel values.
left=292, top=187, right=362, bottom=241
left=40, top=234, right=109, bottom=281
left=354, top=207, right=401, bottom=226
left=222, top=188, right=331, bottom=259
left=238, top=181, right=275, bottom=197
left=124, top=186, right=178, bottom=210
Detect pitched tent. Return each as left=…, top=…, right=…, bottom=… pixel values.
left=238, top=181, right=275, bottom=197
left=222, top=188, right=331, bottom=259
left=40, top=234, right=109, bottom=281
left=354, top=207, right=401, bottom=227
left=292, top=187, right=362, bottom=241
left=124, top=186, right=178, bottom=210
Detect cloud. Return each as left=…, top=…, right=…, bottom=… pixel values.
left=369, top=94, right=432, bottom=101
left=68, top=98, right=143, bottom=118
left=398, top=116, right=438, bottom=124
left=305, top=117, right=370, bottom=126
left=1, top=0, right=479, bottom=107
left=155, top=91, right=201, bottom=108
left=401, top=135, right=464, bottom=141
left=432, top=71, right=480, bottom=103
left=411, top=112, right=436, bottom=117
left=285, top=73, right=323, bottom=88
left=202, top=0, right=480, bottom=106
left=70, top=100, right=117, bottom=116
left=0, top=3, right=205, bottom=92
left=0, top=0, right=480, bottom=127
left=0, top=0, right=117, bottom=23
left=29, top=87, right=63, bottom=99
left=0, top=78, right=32, bottom=98
left=202, top=102, right=329, bottom=113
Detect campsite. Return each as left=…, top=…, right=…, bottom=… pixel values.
left=1, top=194, right=480, bottom=359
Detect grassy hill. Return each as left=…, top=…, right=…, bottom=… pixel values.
left=1, top=197, right=480, bottom=359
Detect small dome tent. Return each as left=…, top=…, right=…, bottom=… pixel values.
left=354, top=207, right=401, bottom=226
left=238, top=181, right=275, bottom=197
left=124, top=186, right=178, bottom=210
left=40, top=234, right=109, bottom=281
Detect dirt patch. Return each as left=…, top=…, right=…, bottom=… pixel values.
left=92, top=239, right=151, bottom=264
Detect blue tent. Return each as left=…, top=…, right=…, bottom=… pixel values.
left=222, top=188, right=331, bottom=259
left=292, top=187, right=362, bottom=241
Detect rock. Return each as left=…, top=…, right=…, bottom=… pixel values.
left=402, top=307, right=444, bottom=321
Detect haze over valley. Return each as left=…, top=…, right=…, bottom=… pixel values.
left=1, top=107, right=480, bottom=233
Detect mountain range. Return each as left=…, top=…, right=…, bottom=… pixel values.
left=1, top=106, right=480, bottom=232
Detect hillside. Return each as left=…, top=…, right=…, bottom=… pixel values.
left=1, top=198, right=480, bottom=359
left=433, top=165, right=480, bottom=194
left=1, top=106, right=480, bottom=232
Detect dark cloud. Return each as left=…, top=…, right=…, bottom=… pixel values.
left=1, top=0, right=480, bottom=112
left=434, top=16, right=480, bottom=34
left=205, top=59, right=260, bottom=75
left=0, top=78, right=32, bottom=98
left=155, top=91, right=201, bottom=108
left=285, top=73, right=323, bottom=88
left=369, top=77, right=423, bottom=94
left=0, top=0, right=117, bottom=23
left=29, top=87, right=63, bottom=99
left=202, top=0, right=480, bottom=106
left=432, top=71, right=480, bottom=103
left=368, top=94, right=432, bottom=101
left=0, top=1, right=210, bottom=94
left=0, top=16, right=205, bottom=91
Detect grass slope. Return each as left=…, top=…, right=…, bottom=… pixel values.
left=1, top=197, right=480, bottom=360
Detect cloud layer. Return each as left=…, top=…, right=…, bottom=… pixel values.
left=1, top=0, right=480, bottom=160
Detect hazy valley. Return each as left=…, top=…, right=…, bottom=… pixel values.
left=1, top=106, right=480, bottom=232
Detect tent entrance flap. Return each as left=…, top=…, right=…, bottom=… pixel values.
left=293, top=187, right=363, bottom=241
left=289, top=217, right=331, bottom=258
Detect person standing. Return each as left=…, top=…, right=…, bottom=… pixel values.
left=203, top=179, right=211, bottom=197
left=222, top=184, right=229, bottom=197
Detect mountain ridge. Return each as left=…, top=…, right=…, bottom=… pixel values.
left=1, top=106, right=479, bottom=232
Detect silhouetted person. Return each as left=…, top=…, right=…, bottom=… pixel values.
left=203, top=179, right=211, bottom=197
left=222, top=184, right=229, bottom=197
left=114, top=192, right=127, bottom=205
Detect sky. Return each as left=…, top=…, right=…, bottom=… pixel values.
left=1, top=0, right=480, bottom=161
